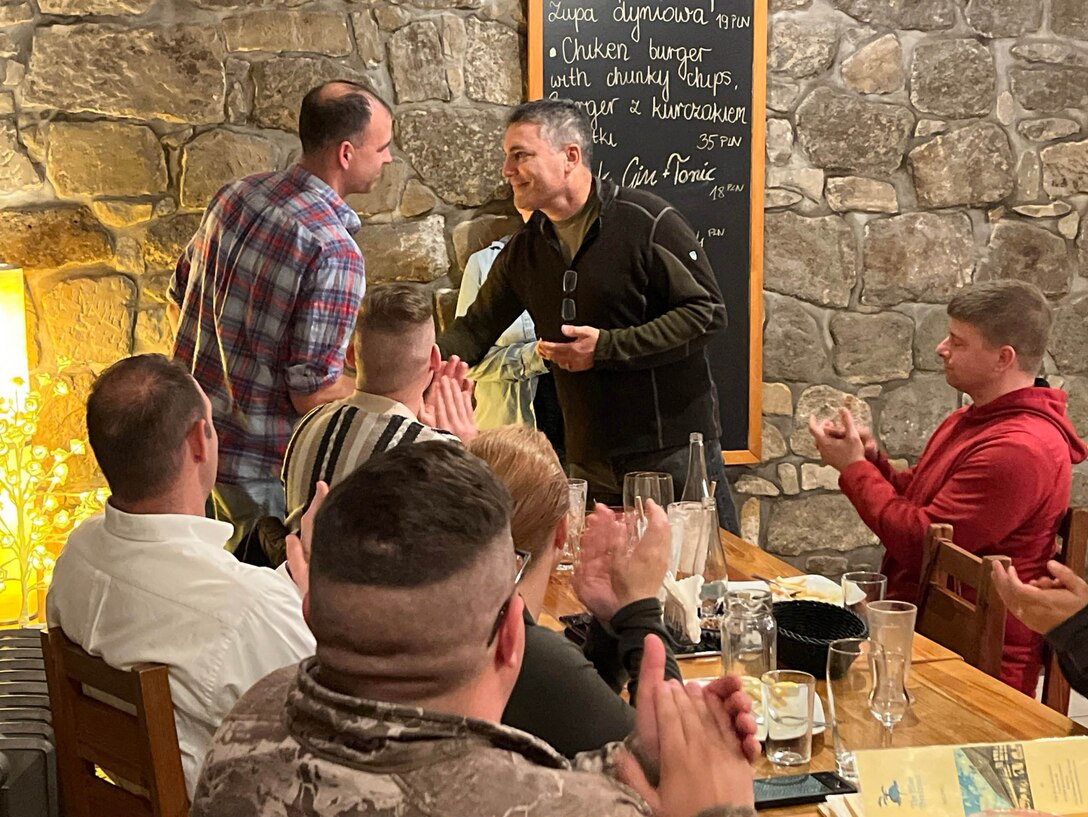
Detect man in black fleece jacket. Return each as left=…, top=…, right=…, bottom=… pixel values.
left=439, top=98, right=737, bottom=533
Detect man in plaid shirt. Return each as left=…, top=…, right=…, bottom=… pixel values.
left=170, top=81, right=392, bottom=551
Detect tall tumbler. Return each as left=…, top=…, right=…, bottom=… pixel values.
left=866, top=600, right=917, bottom=704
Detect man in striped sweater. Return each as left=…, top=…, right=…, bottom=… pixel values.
left=282, top=282, right=477, bottom=528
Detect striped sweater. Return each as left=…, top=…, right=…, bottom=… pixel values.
left=281, top=391, right=459, bottom=527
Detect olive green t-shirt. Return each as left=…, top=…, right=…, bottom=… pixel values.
left=551, top=193, right=601, bottom=266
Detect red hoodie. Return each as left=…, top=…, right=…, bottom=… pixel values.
left=839, top=386, right=1088, bottom=695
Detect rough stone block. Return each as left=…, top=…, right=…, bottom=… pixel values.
left=134, top=307, right=172, bottom=355
left=830, top=310, right=914, bottom=383
left=1017, top=151, right=1043, bottom=202
left=180, top=129, right=280, bottom=209
left=764, top=189, right=803, bottom=209
left=400, top=179, right=439, bottom=217
left=825, top=176, right=898, bottom=213
left=965, top=0, right=1042, bottom=37
left=801, top=463, right=840, bottom=491
left=351, top=11, right=384, bottom=66
left=913, top=305, right=948, bottom=372
left=90, top=201, right=153, bottom=228
left=766, top=119, right=793, bottom=166
left=451, top=212, right=523, bottom=275
left=142, top=214, right=202, bottom=271
left=357, top=215, right=449, bottom=283
left=398, top=108, right=507, bottom=206
left=880, top=376, right=959, bottom=457
left=1078, top=213, right=1088, bottom=272
left=766, top=167, right=824, bottom=201
left=977, top=221, right=1071, bottom=297
left=915, top=119, right=949, bottom=139
left=0, top=121, right=40, bottom=192
left=1041, top=138, right=1088, bottom=197
left=909, top=39, right=995, bottom=119
left=830, top=0, right=955, bottom=29
left=345, top=159, right=411, bottom=218
left=224, top=11, right=351, bottom=56
left=1010, top=66, right=1088, bottom=113
left=763, top=294, right=831, bottom=382
left=1050, top=294, right=1088, bottom=374
left=740, top=498, right=761, bottom=546
left=389, top=21, right=449, bottom=103
left=764, top=212, right=857, bottom=308
left=762, top=382, right=793, bottom=416
left=1063, top=376, right=1088, bottom=440
left=778, top=463, right=799, bottom=494
left=766, top=494, right=877, bottom=556
left=796, top=87, right=913, bottom=176
left=841, top=34, right=903, bottom=94
left=1018, top=118, right=1081, bottom=142
left=1052, top=0, right=1088, bottom=39
left=23, top=25, right=226, bottom=125
left=768, top=20, right=838, bottom=79
left=252, top=58, right=366, bottom=132
left=909, top=123, right=1014, bottom=208
left=790, top=385, right=873, bottom=460
left=38, top=0, right=154, bottom=13
left=1011, top=42, right=1088, bottom=67
left=862, top=212, right=974, bottom=307
left=41, top=274, right=135, bottom=367
left=763, top=420, right=788, bottom=460
left=47, top=121, right=166, bottom=199
left=0, top=0, right=31, bottom=25
left=768, top=78, right=800, bottom=112
left=1059, top=211, right=1079, bottom=240
left=465, top=18, right=521, bottom=105
left=735, top=475, right=780, bottom=496
left=0, top=208, right=112, bottom=271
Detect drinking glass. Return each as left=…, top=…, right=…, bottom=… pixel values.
left=826, top=638, right=887, bottom=782
left=869, top=642, right=909, bottom=728
left=762, top=670, right=815, bottom=766
left=721, top=589, right=777, bottom=740
left=556, top=478, right=587, bottom=572
left=867, top=600, right=917, bottom=704
left=667, top=500, right=714, bottom=578
left=623, top=471, right=674, bottom=541
left=841, top=571, right=887, bottom=627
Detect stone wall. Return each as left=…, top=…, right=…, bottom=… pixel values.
left=739, top=0, right=1088, bottom=576
left=1, top=0, right=1086, bottom=574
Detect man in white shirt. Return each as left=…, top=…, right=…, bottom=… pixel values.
left=47, top=354, right=315, bottom=798
left=282, top=282, right=477, bottom=527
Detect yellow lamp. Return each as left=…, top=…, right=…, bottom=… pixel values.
left=0, top=264, right=30, bottom=624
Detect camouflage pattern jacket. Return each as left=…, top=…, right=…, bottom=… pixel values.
left=191, top=658, right=653, bottom=817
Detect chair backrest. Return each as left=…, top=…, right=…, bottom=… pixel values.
left=40, top=629, right=189, bottom=817
left=917, top=523, right=1011, bottom=679
left=1042, top=507, right=1088, bottom=714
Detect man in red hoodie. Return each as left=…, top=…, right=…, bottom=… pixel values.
left=809, top=280, right=1087, bottom=695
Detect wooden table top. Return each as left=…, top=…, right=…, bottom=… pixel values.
left=542, top=529, right=1086, bottom=816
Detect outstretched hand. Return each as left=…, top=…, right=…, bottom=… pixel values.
left=285, top=480, right=329, bottom=597
left=993, top=559, right=1088, bottom=636
left=537, top=325, right=600, bottom=372
left=808, top=407, right=867, bottom=473
left=420, top=374, right=477, bottom=443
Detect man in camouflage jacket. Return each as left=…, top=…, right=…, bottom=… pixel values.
left=192, top=442, right=757, bottom=817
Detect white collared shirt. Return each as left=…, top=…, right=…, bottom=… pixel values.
left=46, top=503, right=315, bottom=797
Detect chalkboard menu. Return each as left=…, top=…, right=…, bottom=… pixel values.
left=529, top=0, right=767, bottom=461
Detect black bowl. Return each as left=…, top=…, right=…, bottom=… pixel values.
left=772, top=600, right=868, bottom=677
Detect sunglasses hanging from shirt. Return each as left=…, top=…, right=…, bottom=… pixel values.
left=561, top=268, right=578, bottom=322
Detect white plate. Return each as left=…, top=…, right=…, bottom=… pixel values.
left=693, top=678, right=826, bottom=738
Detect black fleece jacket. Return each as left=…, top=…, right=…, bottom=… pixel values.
left=439, top=178, right=727, bottom=463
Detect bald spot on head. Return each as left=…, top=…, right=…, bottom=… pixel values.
left=309, top=527, right=514, bottom=702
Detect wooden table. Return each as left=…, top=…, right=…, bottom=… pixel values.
left=544, top=529, right=1087, bottom=816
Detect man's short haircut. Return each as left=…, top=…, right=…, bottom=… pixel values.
left=298, top=79, right=390, bottom=155
left=356, top=282, right=433, bottom=335
left=468, top=426, right=567, bottom=564
left=947, top=280, right=1052, bottom=374
left=310, top=441, right=512, bottom=587
left=508, top=98, right=593, bottom=168
left=86, top=354, right=206, bottom=504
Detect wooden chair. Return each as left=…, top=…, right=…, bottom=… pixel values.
left=1041, top=507, right=1088, bottom=714
left=917, top=523, right=1011, bottom=679
left=40, top=629, right=189, bottom=817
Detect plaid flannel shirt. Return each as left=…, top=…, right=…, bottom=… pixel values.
left=170, top=165, right=365, bottom=484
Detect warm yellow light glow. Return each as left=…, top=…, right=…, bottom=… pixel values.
left=0, top=265, right=28, bottom=400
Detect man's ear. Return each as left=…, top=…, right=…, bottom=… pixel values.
left=996, top=344, right=1017, bottom=373
left=565, top=143, right=581, bottom=170
left=187, top=419, right=211, bottom=464
left=551, top=516, right=568, bottom=561
left=345, top=342, right=356, bottom=369
left=337, top=140, right=352, bottom=170
left=302, top=592, right=311, bottom=626
left=496, top=594, right=525, bottom=670
left=429, top=344, right=441, bottom=371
